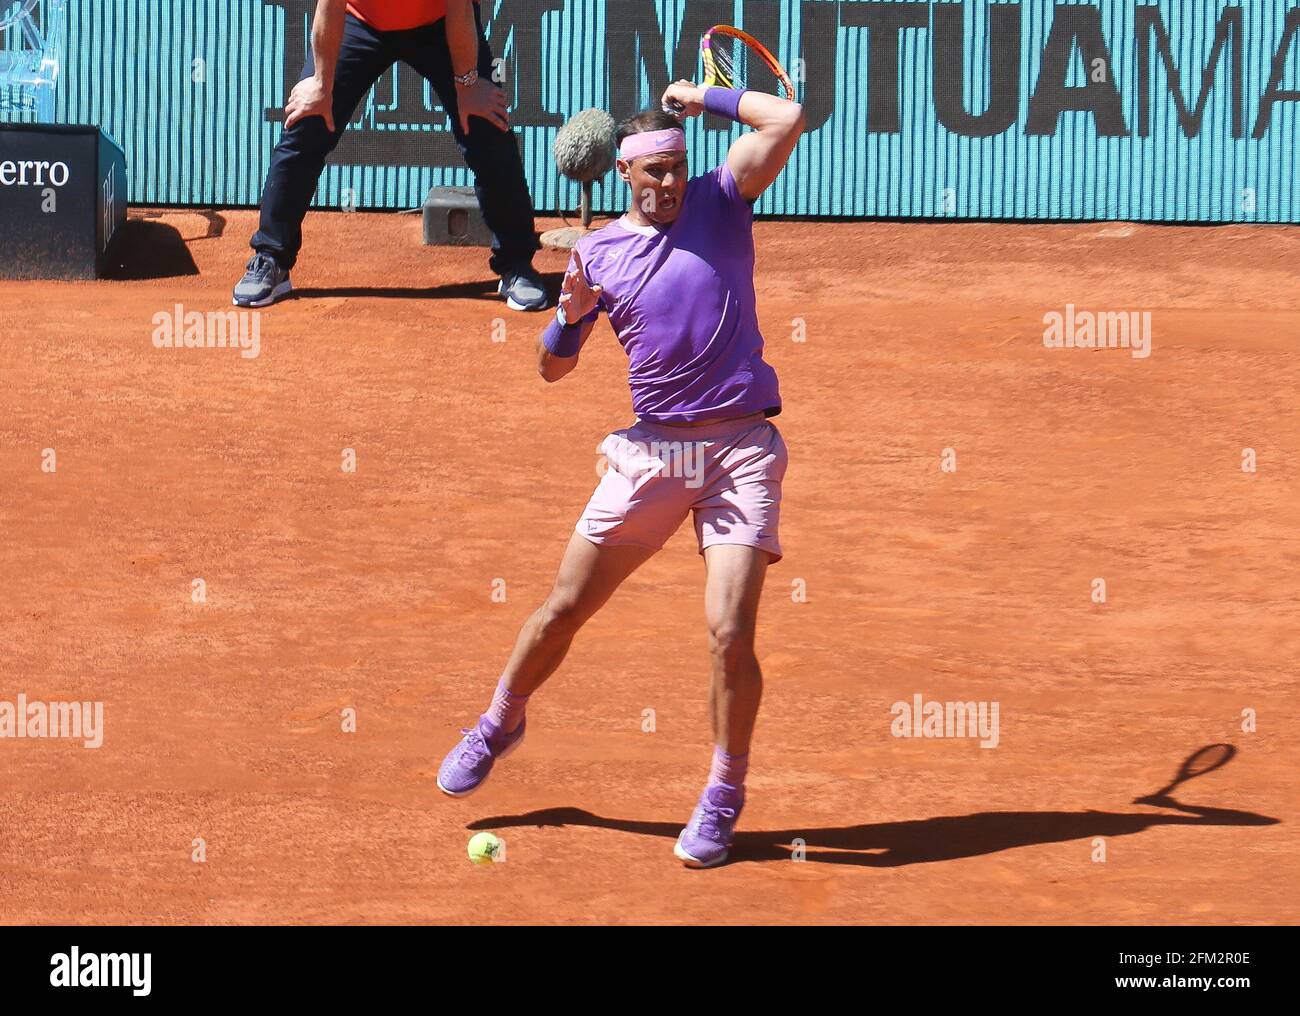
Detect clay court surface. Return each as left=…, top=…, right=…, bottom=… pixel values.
left=1, top=209, right=1296, bottom=925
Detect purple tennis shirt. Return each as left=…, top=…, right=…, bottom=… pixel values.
left=569, top=160, right=781, bottom=423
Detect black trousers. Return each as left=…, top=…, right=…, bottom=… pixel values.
left=251, top=8, right=538, bottom=273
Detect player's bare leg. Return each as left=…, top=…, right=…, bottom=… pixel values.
left=702, top=543, right=770, bottom=753
left=437, top=532, right=653, bottom=796
left=675, top=543, right=770, bottom=867
left=499, top=532, right=655, bottom=695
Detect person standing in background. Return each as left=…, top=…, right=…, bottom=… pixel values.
left=234, top=0, right=545, bottom=311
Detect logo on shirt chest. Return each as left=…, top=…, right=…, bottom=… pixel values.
left=586, top=247, right=628, bottom=306
left=590, top=248, right=626, bottom=269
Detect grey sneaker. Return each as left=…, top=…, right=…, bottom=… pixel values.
left=233, top=252, right=292, bottom=307
left=498, top=266, right=548, bottom=311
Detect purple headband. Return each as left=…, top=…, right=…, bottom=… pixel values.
left=619, top=127, right=686, bottom=161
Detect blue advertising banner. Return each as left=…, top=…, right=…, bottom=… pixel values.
left=2, top=1, right=1298, bottom=220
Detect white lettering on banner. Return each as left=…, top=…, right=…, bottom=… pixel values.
left=0, top=160, right=71, bottom=187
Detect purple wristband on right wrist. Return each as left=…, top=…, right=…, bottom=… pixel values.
left=542, top=316, right=584, bottom=358
left=702, top=86, right=747, bottom=121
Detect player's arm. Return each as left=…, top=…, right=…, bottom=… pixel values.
left=660, top=83, right=803, bottom=201
left=284, top=0, right=349, bottom=130
left=447, top=0, right=509, bottom=132
left=537, top=316, right=598, bottom=382
left=724, top=90, right=804, bottom=201
left=537, top=249, right=603, bottom=383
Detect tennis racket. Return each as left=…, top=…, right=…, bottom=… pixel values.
left=663, top=25, right=796, bottom=116
left=1133, top=743, right=1236, bottom=806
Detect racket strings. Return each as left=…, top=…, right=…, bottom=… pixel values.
left=709, top=38, right=746, bottom=91
left=710, top=31, right=796, bottom=99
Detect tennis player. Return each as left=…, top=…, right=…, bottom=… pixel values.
left=438, top=80, right=804, bottom=868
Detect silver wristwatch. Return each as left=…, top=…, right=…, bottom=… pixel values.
left=454, top=68, right=478, bottom=88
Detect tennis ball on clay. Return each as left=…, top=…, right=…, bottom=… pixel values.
left=467, top=831, right=503, bottom=865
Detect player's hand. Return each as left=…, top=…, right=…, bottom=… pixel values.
left=458, top=77, right=510, bottom=133
left=661, top=80, right=706, bottom=118
left=558, top=249, right=602, bottom=323
left=284, top=76, right=335, bottom=132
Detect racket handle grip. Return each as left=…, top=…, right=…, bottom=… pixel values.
left=662, top=98, right=685, bottom=117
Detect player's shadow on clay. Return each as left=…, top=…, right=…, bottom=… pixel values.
left=468, top=744, right=1279, bottom=868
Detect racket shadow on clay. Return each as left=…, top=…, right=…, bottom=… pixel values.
left=1130, top=742, right=1236, bottom=812
left=468, top=743, right=1279, bottom=868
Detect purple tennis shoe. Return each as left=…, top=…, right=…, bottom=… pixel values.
left=674, top=784, right=744, bottom=868
left=436, top=715, right=526, bottom=797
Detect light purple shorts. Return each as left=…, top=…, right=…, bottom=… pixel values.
left=577, top=412, right=788, bottom=562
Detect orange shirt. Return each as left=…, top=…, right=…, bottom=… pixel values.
left=347, top=1, right=477, bottom=31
